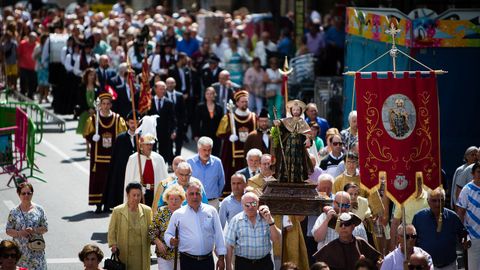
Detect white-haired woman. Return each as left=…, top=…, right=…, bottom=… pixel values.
left=149, top=184, right=185, bottom=270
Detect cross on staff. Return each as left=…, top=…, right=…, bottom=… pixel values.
left=385, top=20, right=401, bottom=77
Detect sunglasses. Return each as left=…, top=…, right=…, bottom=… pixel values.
left=405, top=234, right=417, bottom=240
left=408, top=265, right=425, bottom=270
left=20, top=192, right=33, bottom=196
left=244, top=201, right=258, bottom=208
left=335, top=201, right=351, bottom=209
left=339, top=221, right=353, bottom=227
left=1, top=253, right=17, bottom=259
left=332, top=142, right=343, bottom=146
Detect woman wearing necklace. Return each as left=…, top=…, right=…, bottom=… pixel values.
left=6, top=183, right=48, bottom=270
left=193, top=87, right=223, bottom=157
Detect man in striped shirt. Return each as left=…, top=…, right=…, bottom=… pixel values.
left=457, top=161, right=480, bottom=270
left=224, top=192, right=281, bottom=270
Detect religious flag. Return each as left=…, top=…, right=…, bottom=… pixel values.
left=355, top=72, right=441, bottom=205
left=138, top=56, right=151, bottom=114
left=104, top=85, right=118, bottom=100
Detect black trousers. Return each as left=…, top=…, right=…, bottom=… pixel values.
left=306, top=236, right=318, bottom=267
left=180, top=253, right=214, bottom=270
left=19, top=68, right=37, bottom=98
left=144, top=189, right=154, bottom=207
left=235, top=254, right=274, bottom=270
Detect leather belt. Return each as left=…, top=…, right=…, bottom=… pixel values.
left=236, top=254, right=270, bottom=264
left=180, top=252, right=212, bottom=261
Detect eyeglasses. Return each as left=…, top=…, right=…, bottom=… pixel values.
left=408, top=265, right=425, bottom=270
left=20, top=192, right=33, bottom=196
left=405, top=234, right=417, bottom=240
left=1, top=253, right=17, bottom=259
left=335, top=201, right=351, bottom=209
left=244, top=201, right=258, bottom=208
left=339, top=221, right=353, bottom=227
left=332, top=142, right=343, bottom=146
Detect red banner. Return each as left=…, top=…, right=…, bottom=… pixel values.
left=138, top=56, right=151, bottom=115
left=356, top=72, right=441, bottom=205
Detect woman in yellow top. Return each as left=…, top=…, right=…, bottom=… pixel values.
left=149, top=184, right=185, bottom=270
left=108, top=182, right=153, bottom=270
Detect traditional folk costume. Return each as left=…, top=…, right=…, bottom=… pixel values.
left=216, top=90, right=256, bottom=194
left=124, top=134, right=169, bottom=207
left=83, top=92, right=127, bottom=209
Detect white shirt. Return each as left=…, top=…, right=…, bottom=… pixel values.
left=154, top=96, right=165, bottom=111
left=165, top=203, right=227, bottom=256
left=254, top=40, right=277, bottom=66
left=381, top=246, right=433, bottom=270
left=312, top=212, right=368, bottom=250
left=167, top=91, right=177, bottom=104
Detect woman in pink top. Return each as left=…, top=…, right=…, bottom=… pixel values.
left=243, top=57, right=266, bottom=114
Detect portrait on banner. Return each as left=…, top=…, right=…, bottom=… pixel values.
left=381, top=94, right=416, bottom=140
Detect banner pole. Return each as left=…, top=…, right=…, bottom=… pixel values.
left=402, top=206, right=408, bottom=270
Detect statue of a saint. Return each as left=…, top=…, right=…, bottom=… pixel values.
left=389, top=98, right=410, bottom=137
left=272, top=100, right=314, bottom=183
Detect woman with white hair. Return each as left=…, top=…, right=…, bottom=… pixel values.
left=341, top=110, right=358, bottom=150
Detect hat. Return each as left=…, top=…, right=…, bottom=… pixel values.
left=207, top=55, right=221, bottom=63
left=126, top=110, right=141, bottom=121
left=338, top=212, right=362, bottom=226
left=98, top=92, right=113, bottom=101
left=234, top=90, right=249, bottom=102
left=259, top=108, right=269, bottom=118
left=286, top=99, right=306, bottom=113
left=140, top=133, right=156, bottom=144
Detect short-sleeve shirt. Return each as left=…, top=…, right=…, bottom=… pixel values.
left=393, top=189, right=429, bottom=223
left=457, top=181, right=480, bottom=239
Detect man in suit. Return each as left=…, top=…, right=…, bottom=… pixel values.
left=148, top=81, right=176, bottom=165
left=236, top=148, right=262, bottom=181
left=244, top=108, right=271, bottom=154
left=165, top=77, right=186, bottom=157
left=201, top=55, right=223, bottom=93
left=211, top=70, right=240, bottom=114
left=112, top=63, right=138, bottom=119
left=96, top=54, right=117, bottom=92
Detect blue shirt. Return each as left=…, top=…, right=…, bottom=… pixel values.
left=176, top=38, right=200, bottom=57
left=457, top=181, right=480, bottom=238
left=165, top=203, right=226, bottom=256
left=412, top=208, right=465, bottom=266
left=157, top=178, right=208, bottom=208
left=306, top=116, right=329, bottom=142
left=224, top=212, right=272, bottom=259
left=187, top=154, right=225, bottom=199
left=219, top=194, right=243, bottom=228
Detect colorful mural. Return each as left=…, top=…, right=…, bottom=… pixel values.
left=346, top=7, right=480, bottom=48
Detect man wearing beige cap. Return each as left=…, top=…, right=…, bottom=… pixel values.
left=124, top=133, right=168, bottom=206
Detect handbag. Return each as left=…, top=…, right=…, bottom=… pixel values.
left=104, top=250, right=125, bottom=270
left=27, top=235, right=45, bottom=251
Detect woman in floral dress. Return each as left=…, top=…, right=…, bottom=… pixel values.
left=149, top=184, right=185, bottom=270
left=6, top=183, right=48, bottom=270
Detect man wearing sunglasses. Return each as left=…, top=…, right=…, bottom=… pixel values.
left=313, top=212, right=381, bottom=269
left=408, top=253, right=431, bottom=270
left=224, top=192, right=280, bottom=270
left=320, top=134, right=344, bottom=177
left=381, top=224, right=433, bottom=270
left=312, top=191, right=368, bottom=250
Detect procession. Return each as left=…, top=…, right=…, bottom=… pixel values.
left=0, top=1, right=479, bottom=270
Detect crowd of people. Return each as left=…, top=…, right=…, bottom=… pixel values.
left=1, top=1, right=479, bottom=270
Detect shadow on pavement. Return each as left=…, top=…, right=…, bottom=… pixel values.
left=61, top=157, right=89, bottom=163
left=90, top=232, right=108, bottom=244
left=62, top=211, right=110, bottom=222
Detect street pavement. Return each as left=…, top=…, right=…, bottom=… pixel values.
left=0, top=115, right=197, bottom=269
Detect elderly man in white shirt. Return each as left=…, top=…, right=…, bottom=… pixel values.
left=165, top=180, right=226, bottom=270
left=311, top=191, right=368, bottom=250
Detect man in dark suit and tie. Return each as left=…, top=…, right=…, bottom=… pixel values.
left=236, top=148, right=262, bottom=181
left=211, top=70, right=240, bottom=114
left=201, top=55, right=223, bottom=92
left=112, top=63, right=138, bottom=119
left=165, top=77, right=186, bottom=157
left=244, top=108, right=272, bottom=154
left=148, top=81, right=176, bottom=165
left=96, top=54, right=117, bottom=92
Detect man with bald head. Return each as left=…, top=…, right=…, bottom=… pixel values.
left=312, top=191, right=368, bottom=250
left=166, top=77, right=186, bottom=156
left=96, top=54, right=117, bottom=92
left=148, top=80, right=177, bottom=164
left=212, top=70, right=240, bottom=114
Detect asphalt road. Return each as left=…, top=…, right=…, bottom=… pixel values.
left=0, top=114, right=197, bottom=269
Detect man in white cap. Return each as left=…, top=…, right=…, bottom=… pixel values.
left=125, top=133, right=168, bottom=206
